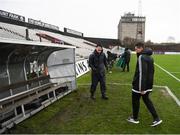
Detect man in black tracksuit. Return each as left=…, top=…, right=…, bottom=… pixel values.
left=122, top=48, right=131, bottom=72
left=89, top=44, right=108, bottom=100
left=127, top=42, right=162, bottom=127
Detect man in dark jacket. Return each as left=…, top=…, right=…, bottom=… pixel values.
left=89, top=44, right=108, bottom=100
left=121, top=48, right=131, bottom=72
left=107, top=51, right=118, bottom=73
left=127, top=42, right=162, bottom=127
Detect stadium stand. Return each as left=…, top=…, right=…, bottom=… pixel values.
left=36, top=33, right=63, bottom=44
left=0, top=22, right=26, bottom=40
left=0, top=9, right=113, bottom=59
left=84, top=37, right=121, bottom=49
left=27, top=28, right=42, bottom=41
left=121, top=42, right=180, bottom=53
left=31, top=29, right=97, bottom=57
left=0, top=22, right=99, bottom=58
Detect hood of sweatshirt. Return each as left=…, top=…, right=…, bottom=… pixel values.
left=141, top=48, right=153, bottom=56
left=137, top=48, right=153, bottom=57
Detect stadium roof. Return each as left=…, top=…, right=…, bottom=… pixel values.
left=0, top=37, right=75, bottom=49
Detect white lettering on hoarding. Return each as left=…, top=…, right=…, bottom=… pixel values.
left=28, top=18, right=59, bottom=31
left=0, top=10, right=25, bottom=22
left=65, top=28, right=83, bottom=37
left=75, top=59, right=90, bottom=78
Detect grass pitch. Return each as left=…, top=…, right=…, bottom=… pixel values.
left=154, top=54, right=180, bottom=98
left=10, top=54, right=180, bottom=134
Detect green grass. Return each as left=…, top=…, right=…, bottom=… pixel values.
left=153, top=55, right=180, bottom=99
left=10, top=54, right=180, bottom=134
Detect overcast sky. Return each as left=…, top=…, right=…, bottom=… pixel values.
left=1, top=0, right=180, bottom=43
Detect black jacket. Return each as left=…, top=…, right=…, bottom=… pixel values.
left=132, top=49, right=154, bottom=93
left=121, top=50, right=131, bottom=63
left=89, top=50, right=108, bottom=73
left=107, top=51, right=117, bottom=62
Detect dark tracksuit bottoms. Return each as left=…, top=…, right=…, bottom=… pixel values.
left=123, top=61, right=129, bottom=71
left=90, top=71, right=106, bottom=97
left=132, top=92, right=159, bottom=120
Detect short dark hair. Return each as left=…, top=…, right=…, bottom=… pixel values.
left=135, top=42, right=144, bottom=48
left=125, top=48, right=129, bottom=51
left=96, top=44, right=102, bottom=48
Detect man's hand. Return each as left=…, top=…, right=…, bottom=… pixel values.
left=92, top=68, right=98, bottom=73
left=141, top=91, right=145, bottom=95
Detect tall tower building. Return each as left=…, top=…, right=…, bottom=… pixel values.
left=118, top=12, right=145, bottom=43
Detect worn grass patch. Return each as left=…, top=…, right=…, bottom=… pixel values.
left=11, top=85, right=180, bottom=134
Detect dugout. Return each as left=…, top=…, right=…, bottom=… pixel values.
left=0, top=38, right=76, bottom=133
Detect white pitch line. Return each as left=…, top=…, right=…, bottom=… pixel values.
left=79, top=83, right=180, bottom=107
left=154, top=63, right=180, bottom=82
left=170, top=72, right=180, bottom=74
left=154, top=85, right=180, bottom=106
left=164, top=86, right=180, bottom=106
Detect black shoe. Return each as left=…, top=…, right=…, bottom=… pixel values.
left=90, top=95, right=95, bottom=100
left=127, top=116, right=139, bottom=124
left=102, top=96, right=108, bottom=100
left=151, top=119, right=162, bottom=127
left=90, top=91, right=95, bottom=100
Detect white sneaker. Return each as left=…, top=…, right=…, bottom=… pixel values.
left=127, top=116, right=139, bottom=124
left=151, top=119, right=162, bottom=127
